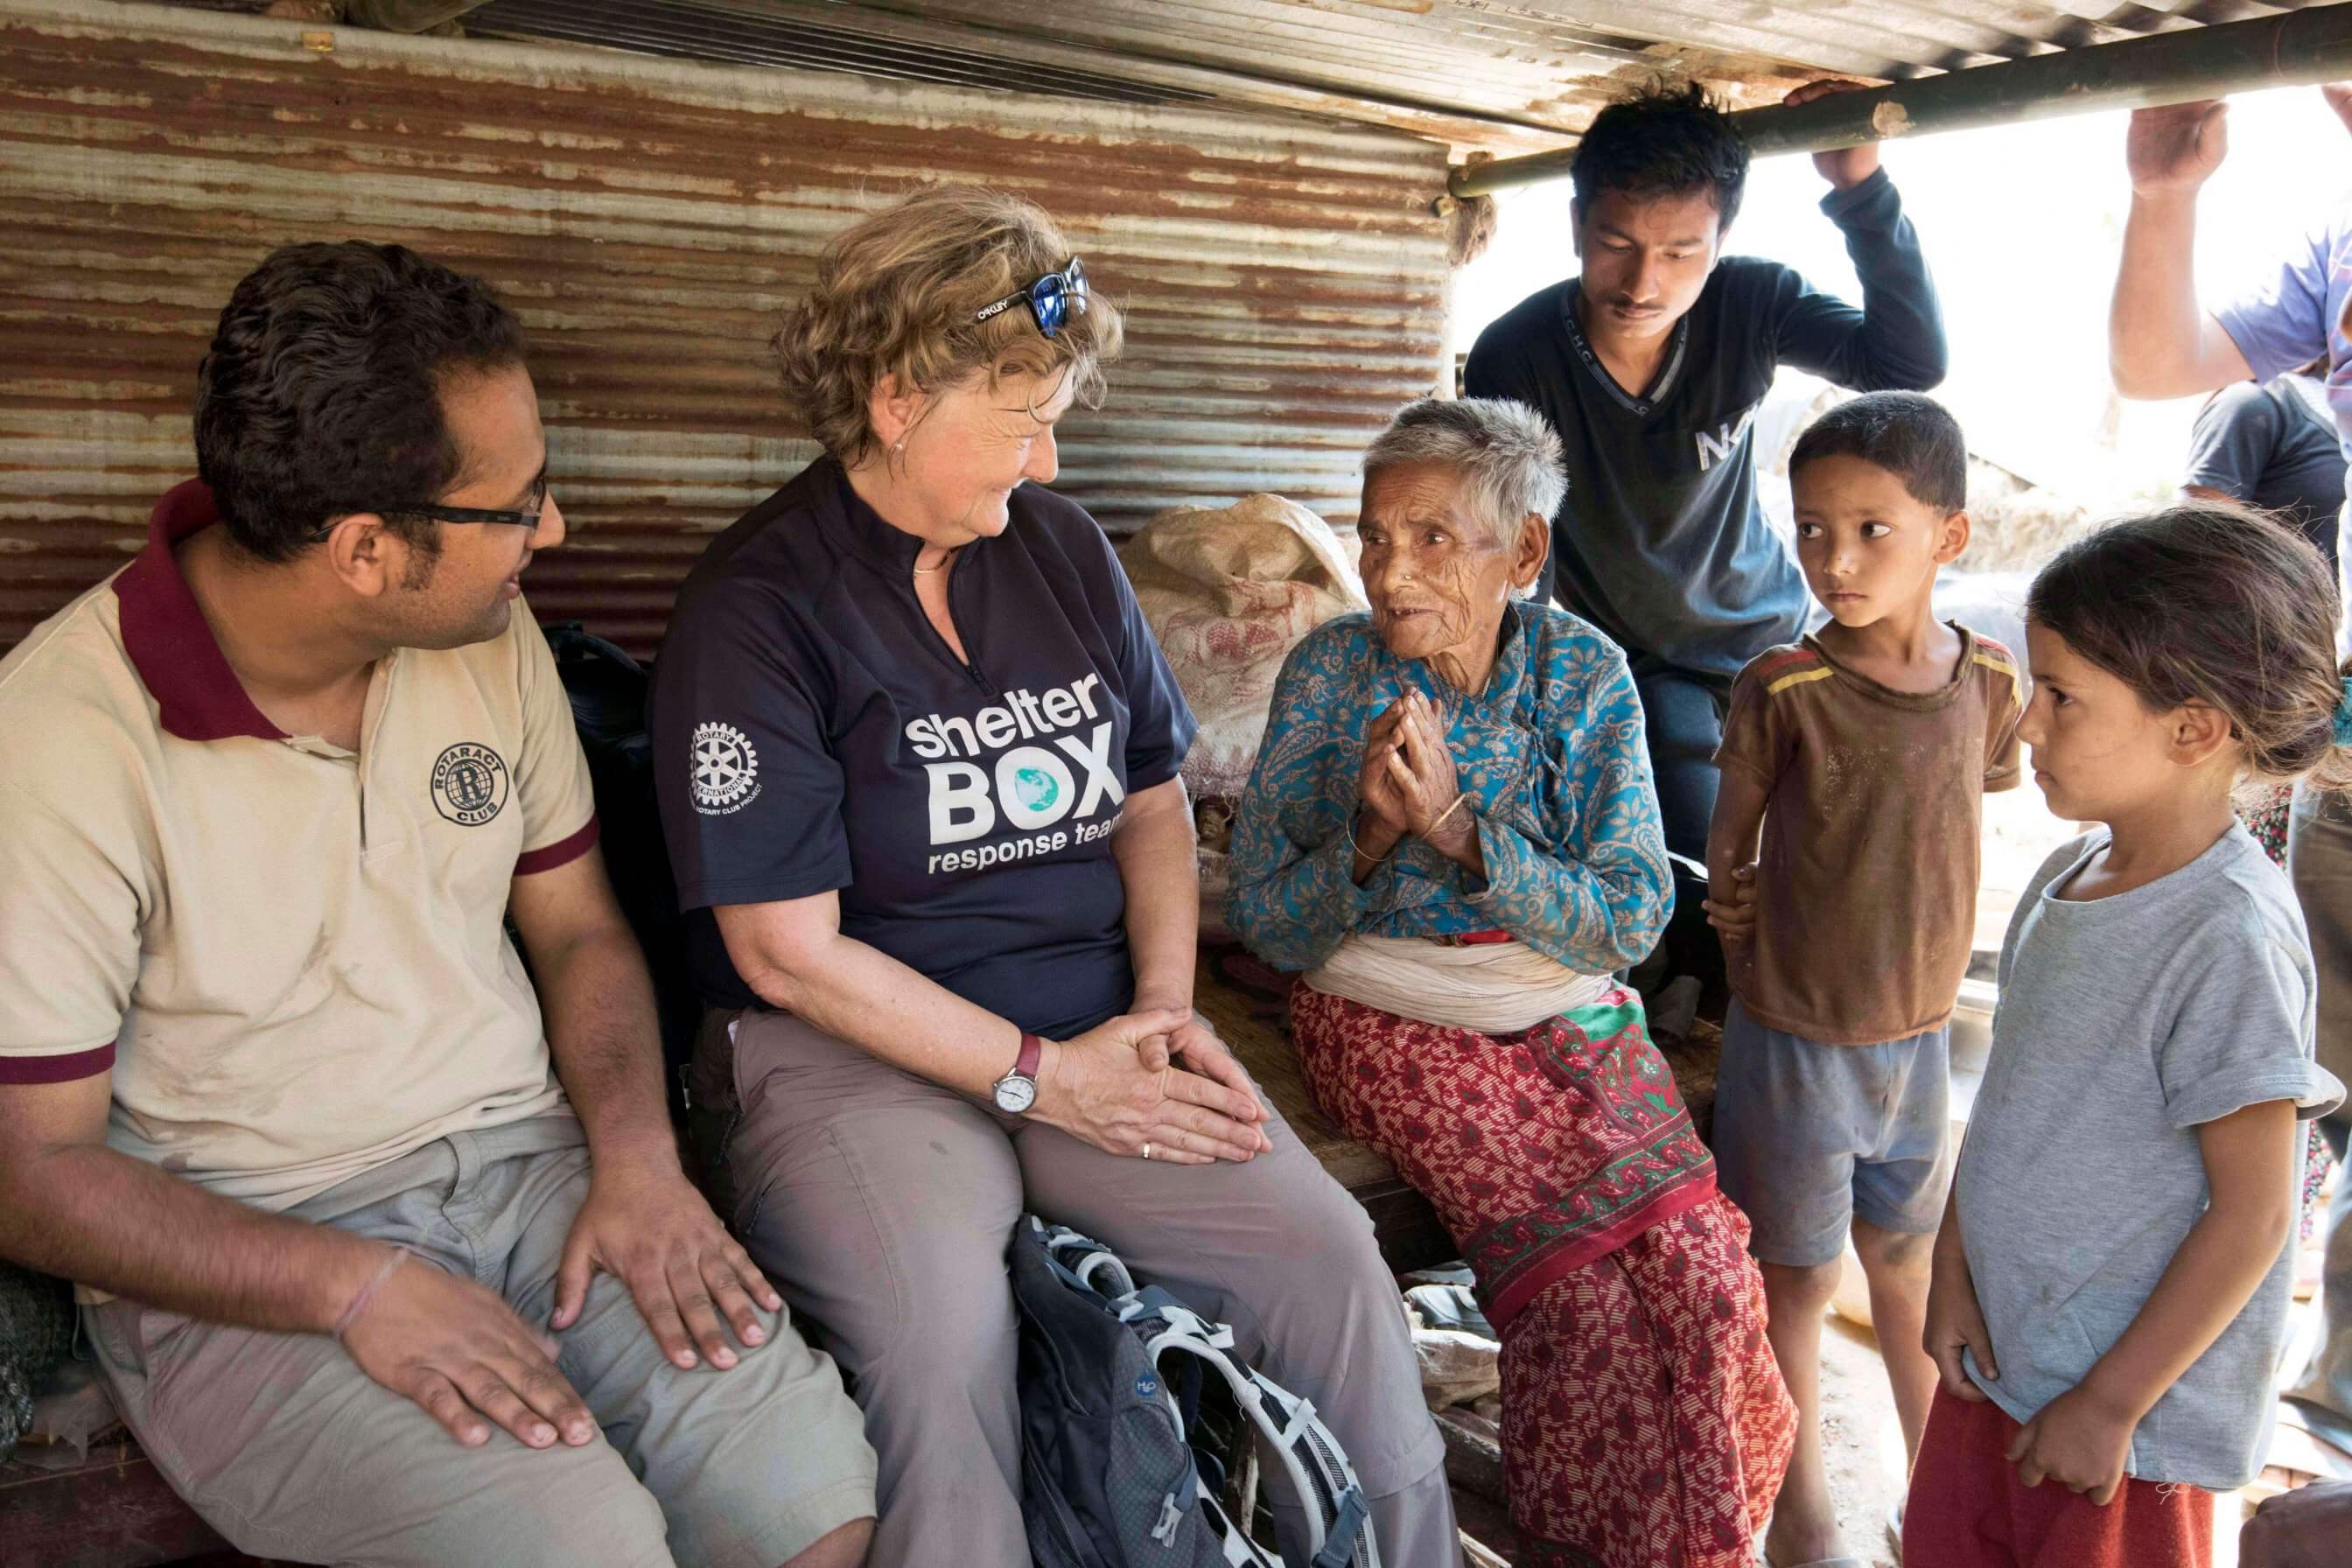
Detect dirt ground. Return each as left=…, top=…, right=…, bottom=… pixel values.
left=1815, top=1308, right=1911, bottom=1568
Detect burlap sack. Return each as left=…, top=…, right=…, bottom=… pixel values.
left=1118, top=495, right=1366, bottom=935
left=1117, top=493, right=1366, bottom=802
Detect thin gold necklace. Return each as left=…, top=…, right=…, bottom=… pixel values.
left=912, top=549, right=956, bottom=576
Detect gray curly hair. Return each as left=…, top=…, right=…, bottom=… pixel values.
left=1362, top=396, right=1567, bottom=556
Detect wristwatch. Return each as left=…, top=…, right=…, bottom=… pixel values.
left=992, top=1032, right=1043, bottom=1115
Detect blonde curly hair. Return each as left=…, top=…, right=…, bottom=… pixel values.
left=776, top=185, right=1124, bottom=465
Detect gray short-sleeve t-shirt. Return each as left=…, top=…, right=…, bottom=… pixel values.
left=1957, top=826, right=2345, bottom=1489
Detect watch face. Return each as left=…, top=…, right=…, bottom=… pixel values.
left=994, top=1074, right=1037, bottom=1115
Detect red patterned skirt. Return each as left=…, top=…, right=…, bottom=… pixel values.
left=1291, top=984, right=1795, bottom=1567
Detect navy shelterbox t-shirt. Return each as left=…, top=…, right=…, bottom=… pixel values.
left=649, top=457, right=1197, bottom=1040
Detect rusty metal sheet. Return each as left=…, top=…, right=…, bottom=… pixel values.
left=0, top=0, right=1450, bottom=656
left=510, top=0, right=2327, bottom=153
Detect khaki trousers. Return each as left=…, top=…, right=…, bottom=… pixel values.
left=86, top=1116, right=876, bottom=1568
left=700, top=1007, right=1456, bottom=1568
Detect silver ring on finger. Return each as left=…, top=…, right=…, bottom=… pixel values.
left=1141, top=1142, right=1153, bottom=1160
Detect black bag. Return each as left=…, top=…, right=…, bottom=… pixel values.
left=543, top=623, right=700, bottom=1116
left=1012, top=1216, right=1380, bottom=1568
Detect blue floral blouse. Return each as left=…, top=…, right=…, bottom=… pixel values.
left=1225, top=604, right=1672, bottom=974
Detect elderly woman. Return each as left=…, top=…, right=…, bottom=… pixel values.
left=1228, top=397, right=1794, bottom=1568
left=648, top=186, right=1452, bottom=1565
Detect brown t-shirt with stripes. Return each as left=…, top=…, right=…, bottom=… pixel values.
left=1713, top=625, right=2023, bottom=1045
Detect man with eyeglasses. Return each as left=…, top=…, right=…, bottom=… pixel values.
left=0, top=242, right=875, bottom=1568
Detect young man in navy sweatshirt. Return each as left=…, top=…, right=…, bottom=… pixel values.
left=1466, top=80, right=1948, bottom=998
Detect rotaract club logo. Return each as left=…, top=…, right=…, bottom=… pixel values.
left=429, top=742, right=510, bottom=827
left=690, top=721, right=761, bottom=816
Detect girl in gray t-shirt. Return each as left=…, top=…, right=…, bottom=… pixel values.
left=1905, top=502, right=2347, bottom=1568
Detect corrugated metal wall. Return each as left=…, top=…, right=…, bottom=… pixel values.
left=0, top=0, right=1450, bottom=655
left=529, top=0, right=2325, bottom=151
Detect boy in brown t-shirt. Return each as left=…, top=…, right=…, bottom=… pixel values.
left=1704, top=391, right=2022, bottom=1568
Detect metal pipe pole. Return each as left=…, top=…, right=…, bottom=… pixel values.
left=1449, top=3, right=2352, bottom=200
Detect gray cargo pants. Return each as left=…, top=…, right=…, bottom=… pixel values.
left=2289, top=786, right=2352, bottom=1452
left=696, top=1007, right=1456, bottom=1568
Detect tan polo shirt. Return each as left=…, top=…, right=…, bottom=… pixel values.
left=1713, top=625, right=2023, bottom=1046
left=0, top=480, right=599, bottom=1211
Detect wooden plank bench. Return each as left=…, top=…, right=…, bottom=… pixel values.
left=2, top=945, right=1721, bottom=1568
left=0, top=1437, right=275, bottom=1568
left=1195, top=941, right=1457, bottom=1276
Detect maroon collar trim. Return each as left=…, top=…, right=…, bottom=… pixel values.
left=112, top=480, right=286, bottom=743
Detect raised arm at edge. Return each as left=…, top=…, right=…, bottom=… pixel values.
left=2110, top=193, right=2254, bottom=400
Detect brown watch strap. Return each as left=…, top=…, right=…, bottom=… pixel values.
left=1015, top=1031, right=1043, bottom=1078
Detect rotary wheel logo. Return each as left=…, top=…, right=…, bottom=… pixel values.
left=430, top=742, right=510, bottom=827
left=690, top=721, right=760, bottom=814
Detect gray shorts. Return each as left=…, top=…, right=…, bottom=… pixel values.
left=1712, top=1001, right=1955, bottom=1268
left=85, top=1116, right=876, bottom=1568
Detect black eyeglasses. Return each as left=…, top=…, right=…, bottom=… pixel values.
left=313, top=478, right=549, bottom=542
left=973, top=256, right=1088, bottom=340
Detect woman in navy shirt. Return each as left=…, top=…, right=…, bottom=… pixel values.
left=650, top=186, right=1452, bottom=1566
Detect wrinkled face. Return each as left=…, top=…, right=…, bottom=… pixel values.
left=1357, top=462, right=1526, bottom=670
left=893, top=363, right=1076, bottom=545
left=1791, top=454, right=1965, bottom=630
left=377, top=363, right=566, bottom=649
left=2018, top=622, right=2185, bottom=822
left=1573, top=186, right=1723, bottom=345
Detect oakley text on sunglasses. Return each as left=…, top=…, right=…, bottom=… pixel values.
left=973, top=256, right=1088, bottom=340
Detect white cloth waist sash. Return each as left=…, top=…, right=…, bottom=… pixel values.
left=1301, top=932, right=1615, bottom=1034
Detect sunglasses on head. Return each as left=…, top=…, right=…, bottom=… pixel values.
left=973, top=256, right=1088, bottom=340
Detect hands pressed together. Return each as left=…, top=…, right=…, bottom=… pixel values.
left=1355, top=690, right=1477, bottom=870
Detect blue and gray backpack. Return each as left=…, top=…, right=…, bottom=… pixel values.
left=1011, top=1216, right=1382, bottom=1568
